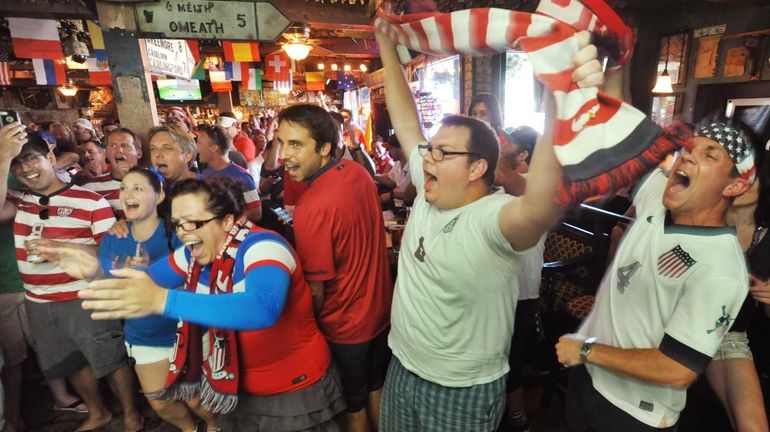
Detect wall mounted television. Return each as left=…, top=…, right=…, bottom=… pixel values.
left=155, top=79, right=203, bottom=102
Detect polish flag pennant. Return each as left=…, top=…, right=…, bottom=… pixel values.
left=263, top=52, right=291, bottom=82
left=8, top=18, right=64, bottom=60
left=223, top=41, right=260, bottom=62
left=209, top=70, right=232, bottom=92
left=32, top=59, right=66, bottom=85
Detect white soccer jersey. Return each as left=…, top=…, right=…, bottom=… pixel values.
left=9, top=185, right=116, bottom=302
left=578, top=169, right=748, bottom=428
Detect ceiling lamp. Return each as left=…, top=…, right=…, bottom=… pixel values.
left=652, top=35, right=674, bottom=94
left=343, top=64, right=351, bottom=72
left=318, top=63, right=325, bottom=70
left=58, top=79, right=78, bottom=97
left=331, top=63, right=338, bottom=71
left=283, top=43, right=312, bottom=61
left=359, top=64, right=368, bottom=72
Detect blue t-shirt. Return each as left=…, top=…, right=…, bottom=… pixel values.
left=201, top=162, right=256, bottom=189
left=99, top=221, right=182, bottom=346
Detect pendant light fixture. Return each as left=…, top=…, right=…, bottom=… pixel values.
left=652, top=35, right=674, bottom=94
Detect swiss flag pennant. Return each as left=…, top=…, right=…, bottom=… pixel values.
left=263, top=52, right=290, bottom=82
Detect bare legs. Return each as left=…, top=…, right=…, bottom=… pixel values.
left=134, top=360, right=197, bottom=432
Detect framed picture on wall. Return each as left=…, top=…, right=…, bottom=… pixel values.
left=658, top=33, right=689, bottom=85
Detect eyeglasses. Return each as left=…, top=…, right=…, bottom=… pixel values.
left=11, top=153, right=43, bottom=168
left=417, top=144, right=480, bottom=162
left=39, top=196, right=50, bottom=220
left=170, top=217, right=218, bottom=232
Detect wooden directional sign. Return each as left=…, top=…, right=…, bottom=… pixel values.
left=135, top=1, right=289, bottom=41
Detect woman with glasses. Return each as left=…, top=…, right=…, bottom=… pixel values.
left=48, top=176, right=345, bottom=432
left=94, top=167, right=209, bottom=432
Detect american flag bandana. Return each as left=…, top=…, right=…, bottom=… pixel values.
left=696, top=122, right=756, bottom=184
left=658, top=245, right=697, bottom=278
left=375, top=0, right=690, bottom=204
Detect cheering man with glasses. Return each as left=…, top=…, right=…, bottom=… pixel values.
left=0, top=125, right=145, bottom=432
left=375, top=29, right=603, bottom=431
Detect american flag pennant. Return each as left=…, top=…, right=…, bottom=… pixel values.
left=657, top=245, right=697, bottom=278
left=0, top=62, right=11, bottom=86
left=374, top=0, right=689, bottom=205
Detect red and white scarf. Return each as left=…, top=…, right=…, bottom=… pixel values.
left=163, top=217, right=253, bottom=414
left=375, top=0, right=690, bottom=204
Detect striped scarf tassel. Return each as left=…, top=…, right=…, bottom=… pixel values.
left=200, top=376, right=239, bottom=414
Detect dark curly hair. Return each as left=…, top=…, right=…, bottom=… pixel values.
left=170, top=177, right=246, bottom=220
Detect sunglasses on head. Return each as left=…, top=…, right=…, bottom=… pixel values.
left=39, top=196, right=50, bottom=220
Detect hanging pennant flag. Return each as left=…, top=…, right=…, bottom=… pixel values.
left=222, top=41, right=260, bottom=62
left=0, top=62, right=11, bottom=86
left=264, top=52, right=290, bottom=82
left=32, top=59, right=66, bottom=85
left=305, top=71, right=325, bottom=91
left=86, top=58, right=111, bottom=85
left=336, top=71, right=356, bottom=90
left=86, top=21, right=107, bottom=62
left=223, top=61, right=251, bottom=83
left=243, top=68, right=261, bottom=91
left=209, top=70, right=232, bottom=92
left=273, top=70, right=293, bottom=94
left=190, top=60, right=206, bottom=80
left=186, top=40, right=201, bottom=63
left=8, top=18, right=64, bottom=60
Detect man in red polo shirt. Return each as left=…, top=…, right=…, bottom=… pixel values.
left=217, top=112, right=256, bottom=162
left=275, top=104, right=392, bottom=432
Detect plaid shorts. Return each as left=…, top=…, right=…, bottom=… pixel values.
left=380, top=356, right=505, bottom=432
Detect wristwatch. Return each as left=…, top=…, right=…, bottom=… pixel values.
left=579, top=337, right=597, bottom=364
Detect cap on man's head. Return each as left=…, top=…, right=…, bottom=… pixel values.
left=74, top=118, right=95, bottom=133
left=696, top=122, right=756, bottom=184
left=216, top=116, right=238, bottom=129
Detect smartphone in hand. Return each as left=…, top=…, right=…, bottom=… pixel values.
left=270, top=206, right=293, bottom=226
left=0, top=111, right=21, bottom=127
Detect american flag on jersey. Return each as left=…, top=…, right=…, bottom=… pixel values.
left=8, top=185, right=116, bottom=303
left=657, top=245, right=697, bottom=278
left=375, top=0, right=689, bottom=205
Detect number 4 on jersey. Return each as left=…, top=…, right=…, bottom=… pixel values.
left=617, top=262, right=641, bottom=293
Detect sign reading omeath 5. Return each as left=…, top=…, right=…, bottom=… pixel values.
left=135, top=1, right=290, bottom=41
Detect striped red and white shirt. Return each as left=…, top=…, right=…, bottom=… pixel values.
left=81, top=174, right=123, bottom=218
left=8, top=184, right=116, bottom=303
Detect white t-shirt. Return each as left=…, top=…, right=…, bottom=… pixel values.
left=388, top=148, right=525, bottom=387
left=578, top=169, right=749, bottom=428
left=518, top=234, right=545, bottom=300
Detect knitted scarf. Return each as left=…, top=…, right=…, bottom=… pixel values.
left=163, top=217, right=253, bottom=414
left=375, top=0, right=691, bottom=205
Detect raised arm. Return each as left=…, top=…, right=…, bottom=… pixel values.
left=499, top=32, right=603, bottom=251
left=376, top=30, right=425, bottom=160
left=0, top=123, right=26, bottom=221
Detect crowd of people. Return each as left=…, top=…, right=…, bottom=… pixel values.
left=0, top=22, right=768, bottom=432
